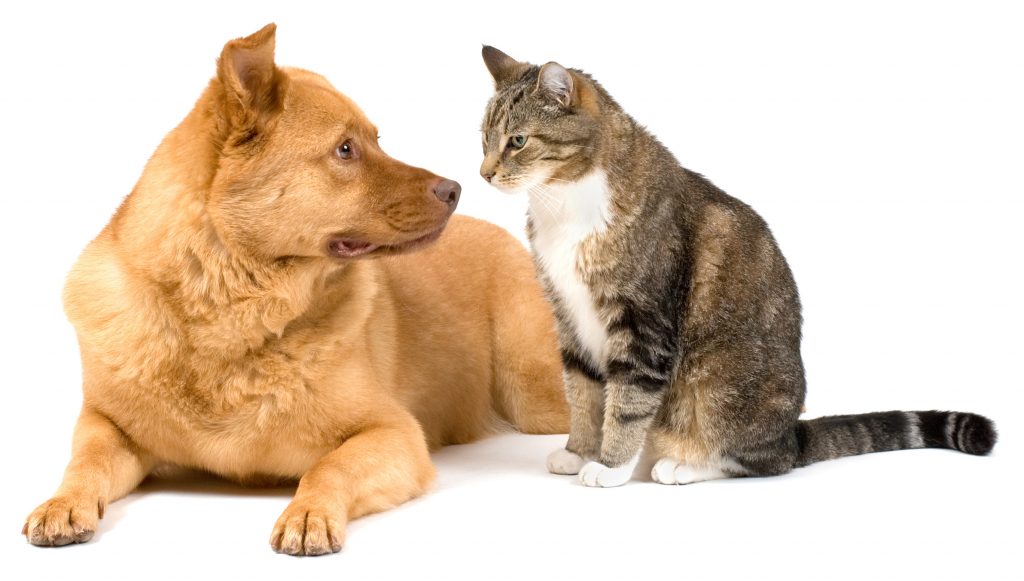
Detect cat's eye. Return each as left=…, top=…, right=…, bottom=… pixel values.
left=336, top=140, right=356, bottom=160
left=508, top=135, right=528, bottom=149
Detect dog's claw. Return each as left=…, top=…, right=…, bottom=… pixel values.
left=23, top=495, right=99, bottom=547
left=270, top=500, right=346, bottom=556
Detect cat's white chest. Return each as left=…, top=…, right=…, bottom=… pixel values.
left=528, top=171, right=612, bottom=367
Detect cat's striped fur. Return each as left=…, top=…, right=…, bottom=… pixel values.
left=479, top=46, right=996, bottom=486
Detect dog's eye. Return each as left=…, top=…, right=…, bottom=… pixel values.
left=508, top=135, right=528, bottom=149
left=336, top=140, right=355, bottom=160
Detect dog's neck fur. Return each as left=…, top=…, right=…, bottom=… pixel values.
left=110, top=84, right=349, bottom=359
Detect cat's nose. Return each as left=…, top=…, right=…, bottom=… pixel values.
left=480, top=168, right=496, bottom=183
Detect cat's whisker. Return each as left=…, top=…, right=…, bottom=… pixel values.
left=527, top=184, right=562, bottom=216
left=527, top=187, right=557, bottom=216
left=534, top=185, right=566, bottom=211
left=532, top=180, right=563, bottom=199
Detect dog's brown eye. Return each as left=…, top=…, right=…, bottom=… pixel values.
left=336, top=140, right=355, bottom=160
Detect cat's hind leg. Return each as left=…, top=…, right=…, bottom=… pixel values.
left=648, top=426, right=732, bottom=484
left=650, top=423, right=800, bottom=484
left=647, top=377, right=734, bottom=485
left=650, top=456, right=743, bottom=485
left=650, top=336, right=803, bottom=485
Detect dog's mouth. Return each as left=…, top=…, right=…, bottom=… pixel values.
left=327, top=223, right=448, bottom=260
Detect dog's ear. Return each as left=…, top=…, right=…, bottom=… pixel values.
left=482, top=46, right=529, bottom=88
left=216, top=23, right=285, bottom=144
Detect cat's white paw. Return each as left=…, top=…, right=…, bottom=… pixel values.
left=651, top=457, right=728, bottom=485
left=579, top=457, right=637, bottom=488
left=547, top=448, right=586, bottom=475
left=651, top=458, right=683, bottom=484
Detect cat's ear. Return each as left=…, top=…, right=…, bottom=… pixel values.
left=536, top=62, right=575, bottom=108
left=482, top=45, right=529, bottom=87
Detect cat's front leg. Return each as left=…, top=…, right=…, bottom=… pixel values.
left=548, top=358, right=605, bottom=475
left=579, top=326, right=676, bottom=487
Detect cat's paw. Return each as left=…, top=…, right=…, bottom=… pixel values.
left=651, top=458, right=687, bottom=484
left=547, top=448, right=586, bottom=475
left=579, top=458, right=636, bottom=488
left=651, top=458, right=725, bottom=485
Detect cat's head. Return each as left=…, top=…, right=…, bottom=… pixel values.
left=479, top=47, right=603, bottom=194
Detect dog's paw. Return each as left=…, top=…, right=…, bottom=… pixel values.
left=651, top=457, right=727, bottom=485
left=23, top=494, right=103, bottom=547
left=579, top=458, right=636, bottom=488
left=547, top=448, right=587, bottom=475
left=270, top=498, right=346, bottom=556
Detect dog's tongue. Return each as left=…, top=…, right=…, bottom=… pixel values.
left=328, top=238, right=378, bottom=258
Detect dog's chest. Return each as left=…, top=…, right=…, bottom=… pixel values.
left=528, top=171, right=612, bottom=366
left=104, top=333, right=350, bottom=479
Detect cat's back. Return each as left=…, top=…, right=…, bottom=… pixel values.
left=676, top=167, right=802, bottom=342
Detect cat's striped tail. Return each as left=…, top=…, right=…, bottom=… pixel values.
left=794, top=410, right=996, bottom=467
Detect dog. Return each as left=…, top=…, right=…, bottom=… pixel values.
left=23, top=24, right=568, bottom=556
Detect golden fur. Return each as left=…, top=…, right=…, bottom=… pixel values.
left=23, top=24, right=567, bottom=555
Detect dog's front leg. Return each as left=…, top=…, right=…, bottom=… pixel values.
left=24, top=407, right=153, bottom=546
left=270, top=407, right=435, bottom=556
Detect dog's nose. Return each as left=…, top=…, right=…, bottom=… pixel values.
left=480, top=169, right=495, bottom=183
left=433, top=179, right=461, bottom=208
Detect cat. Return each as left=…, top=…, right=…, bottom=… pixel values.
left=478, top=46, right=997, bottom=487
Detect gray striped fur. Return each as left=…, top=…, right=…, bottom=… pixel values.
left=479, top=47, right=996, bottom=479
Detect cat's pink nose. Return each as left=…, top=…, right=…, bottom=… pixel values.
left=480, top=168, right=495, bottom=183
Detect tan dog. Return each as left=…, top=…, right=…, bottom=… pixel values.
left=23, top=24, right=567, bottom=556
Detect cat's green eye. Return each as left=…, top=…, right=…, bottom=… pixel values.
left=508, top=135, right=528, bottom=149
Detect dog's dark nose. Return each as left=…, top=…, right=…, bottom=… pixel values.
left=433, top=179, right=461, bottom=208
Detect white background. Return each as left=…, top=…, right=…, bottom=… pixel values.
left=1, top=1, right=1021, bottom=579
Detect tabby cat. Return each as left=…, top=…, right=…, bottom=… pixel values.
left=478, top=46, right=997, bottom=487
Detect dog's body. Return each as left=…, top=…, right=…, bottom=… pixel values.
left=24, top=25, right=567, bottom=555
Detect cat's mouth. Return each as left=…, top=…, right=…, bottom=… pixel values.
left=487, top=177, right=517, bottom=192
left=489, top=176, right=537, bottom=195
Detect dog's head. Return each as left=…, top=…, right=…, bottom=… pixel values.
left=207, top=24, right=459, bottom=261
